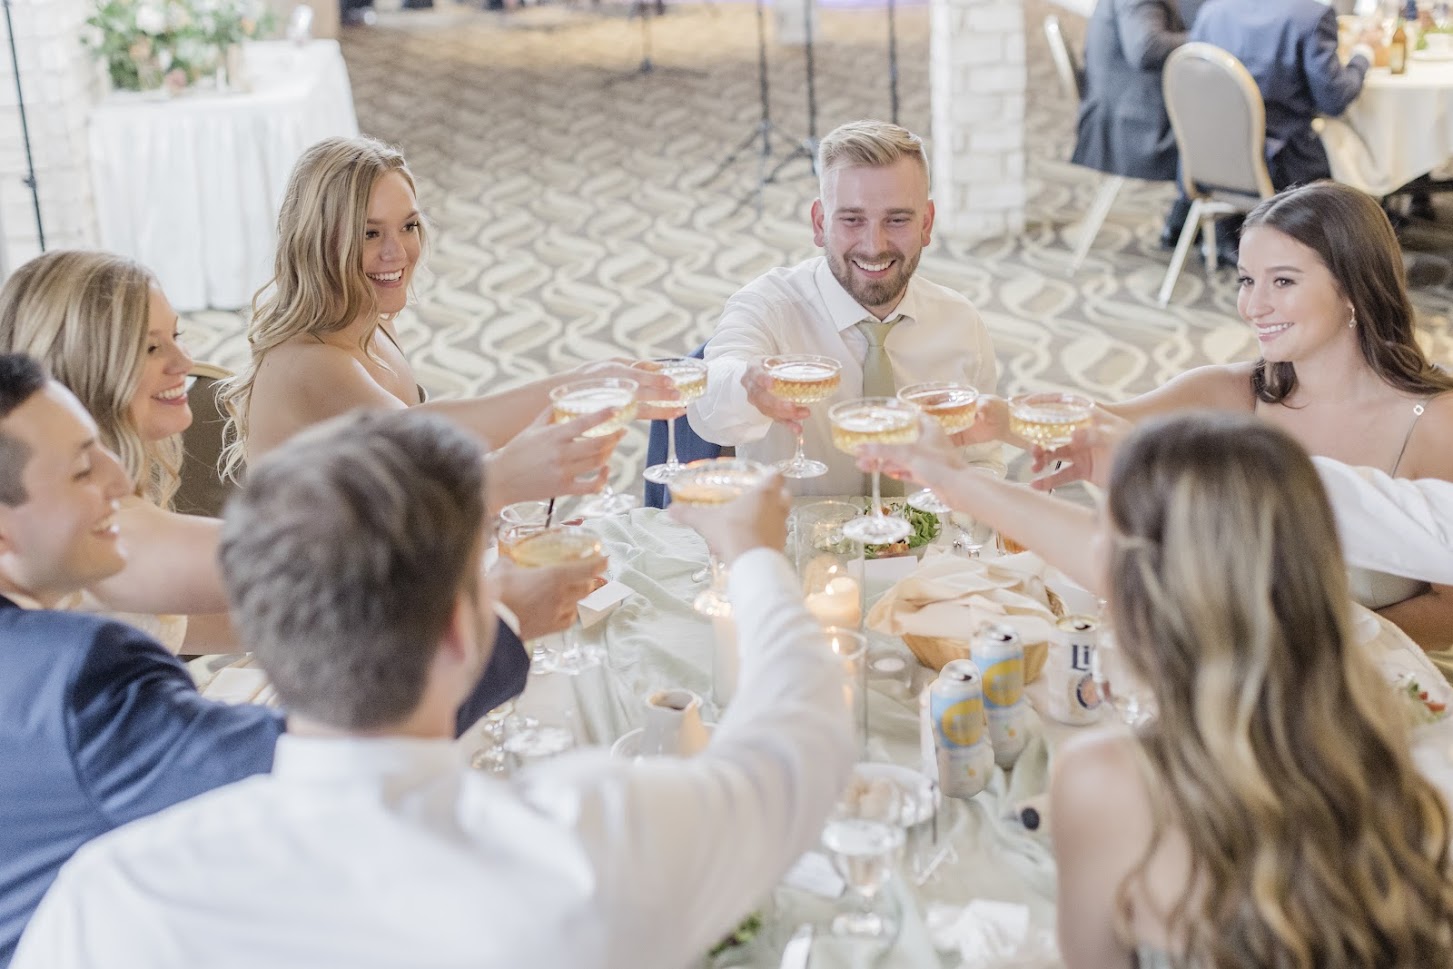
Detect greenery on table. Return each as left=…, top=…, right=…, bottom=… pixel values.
left=83, top=0, right=273, bottom=93
left=864, top=503, right=941, bottom=559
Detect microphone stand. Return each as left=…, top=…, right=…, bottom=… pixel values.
left=2, top=0, right=45, bottom=256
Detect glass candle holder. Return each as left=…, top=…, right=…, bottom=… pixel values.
left=824, top=626, right=869, bottom=754
left=793, top=500, right=865, bottom=631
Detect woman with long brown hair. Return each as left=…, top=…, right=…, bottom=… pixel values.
left=862, top=412, right=1453, bottom=968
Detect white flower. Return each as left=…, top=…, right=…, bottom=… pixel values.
left=135, top=3, right=167, bottom=33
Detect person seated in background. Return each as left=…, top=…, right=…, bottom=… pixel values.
left=221, top=135, right=679, bottom=509
left=961, top=182, right=1453, bottom=652
left=1190, top=0, right=1380, bottom=263
left=687, top=119, right=1002, bottom=497
left=0, top=249, right=588, bottom=691
left=0, top=354, right=282, bottom=969
left=860, top=412, right=1453, bottom=968
left=14, top=410, right=854, bottom=969
left=1072, top=0, right=1200, bottom=246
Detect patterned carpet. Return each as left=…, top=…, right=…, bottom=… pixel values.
left=181, top=0, right=1453, bottom=484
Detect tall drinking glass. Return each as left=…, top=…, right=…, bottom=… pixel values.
left=550, top=377, right=639, bottom=518
left=669, top=457, right=771, bottom=617
left=822, top=764, right=907, bottom=941
left=640, top=357, right=709, bottom=485
left=897, top=381, right=979, bottom=515
left=828, top=397, right=920, bottom=545
left=502, top=525, right=605, bottom=674
left=762, top=354, right=842, bottom=479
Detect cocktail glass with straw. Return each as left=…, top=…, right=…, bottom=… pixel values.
left=896, top=381, right=979, bottom=516
left=762, top=354, right=843, bottom=479
left=501, top=525, right=606, bottom=674
left=640, top=357, right=709, bottom=485
left=828, top=397, right=920, bottom=545
left=550, top=377, right=638, bottom=518
left=668, top=457, right=772, bottom=618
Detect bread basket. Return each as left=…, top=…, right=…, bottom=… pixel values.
left=902, top=587, right=1065, bottom=683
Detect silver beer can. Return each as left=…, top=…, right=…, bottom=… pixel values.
left=924, top=659, right=995, bottom=799
left=1047, top=615, right=1101, bottom=726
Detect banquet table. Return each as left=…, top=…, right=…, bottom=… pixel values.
left=456, top=505, right=1453, bottom=969
left=1318, top=56, right=1453, bottom=197
left=88, top=40, right=359, bottom=313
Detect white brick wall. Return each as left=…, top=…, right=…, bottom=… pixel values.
left=0, top=0, right=101, bottom=279
left=930, top=0, right=1027, bottom=241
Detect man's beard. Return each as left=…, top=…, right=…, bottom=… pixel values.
left=827, top=246, right=920, bottom=313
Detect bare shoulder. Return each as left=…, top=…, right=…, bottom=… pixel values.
left=1400, top=392, right=1453, bottom=482
left=1051, top=730, right=1154, bottom=835
left=254, top=340, right=397, bottom=412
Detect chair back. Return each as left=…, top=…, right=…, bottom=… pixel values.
left=173, top=362, right=237, bottom=518
left=1043, top=14, right=1084, bottom=103
left=643, top=342, right=723, bottom=510
left=1162, top=43, right=1275, bottom=203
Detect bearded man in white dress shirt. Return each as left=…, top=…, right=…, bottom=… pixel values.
left=688, top=119, right=1003, bottom=497
left=13, top=410, right=853, bottom=969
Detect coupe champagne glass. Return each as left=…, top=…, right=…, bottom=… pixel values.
left=896, top=381, right=979, bottom=516
left=828, top=397, right=920, bottom=545
left=1007, top=391, right=1093, bottom=453
left=502, top=525, right=606, bottom=674
left=640, top=357, right=709, bottom=485
left=550, top=377, right=639, bottom=518
left=822, top=764, right=907, bottom=941
left=762, top=354, right=843, bottom=479
left=669, top=457, right=771, bottom=617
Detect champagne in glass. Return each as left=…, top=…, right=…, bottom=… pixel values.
left=828, top=397, right=920, bottom=545
left=762, top=354, right=843, bottom=479
left=502, top=525, right=606, bottom=674
left=550, top=377, right=639, bottom=518
left=897, top=381, right=979, bottom=517
left=669, top=458, right=770, bottom=617
left=1008, top=392, right=1093, bottom=451
left=641, top=357, right=709, bottom=485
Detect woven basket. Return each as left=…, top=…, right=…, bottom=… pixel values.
left=901, top=588, right=1064, bottom=683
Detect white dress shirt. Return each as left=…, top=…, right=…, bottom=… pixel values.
left=13, top=549, right=854, bottom=969
left=688, top=256, right=1003, bottom=496
left=1314, top=457, right=1453, bottom=586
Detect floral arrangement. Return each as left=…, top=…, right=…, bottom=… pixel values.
left=83, top=0, right=273, bottom=93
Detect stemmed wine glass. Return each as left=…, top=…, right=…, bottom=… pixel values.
left=550, top=377, right=639, bottom=518
left=1091, top=629, right=1157, bottom=728
left=1007, top=392, right=1094, bottom=454
left=822, top=764, right=907, bottom=941
left=896, top=381, right=979, bottom=517
left=640, top=357, right=709, bottom=485
left=669, top=457, right=771, bottom=617
left=497, top=500, right=551, bottom=672
left=828, top=397, right=920, bottom=545
left=762, top=354, right=842, bottom=479
left=501, top=525, right=606, bottom=675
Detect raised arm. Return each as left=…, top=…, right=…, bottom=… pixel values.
left=85, top=501, right=229, bottom=616
left=688, top=293, right=796, bottom=445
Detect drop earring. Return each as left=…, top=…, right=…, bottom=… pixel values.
left=1347, top=310, right=1357, bottom=329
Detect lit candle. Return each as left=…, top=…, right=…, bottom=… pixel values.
left=804, top=575, right=862, bottom=629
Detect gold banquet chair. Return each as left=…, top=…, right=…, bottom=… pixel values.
left=173, top=362, right=238, bottom=519
left=1157, top=42, right=1276, bottom=306
left=1045, top=14, right=1126, bottom=275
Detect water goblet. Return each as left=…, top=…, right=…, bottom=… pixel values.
left=828, top=397, right=920, bottom=545
left=550, top=377, right=639, bottom=518
left=762, top=354, right=843, bottom=479
left=897, top=381, right=979, bottom=517
left=822, top=764, right=907, bottom=941
left=640, top=357, right=709, bottom=485
left=502, top=525, right=606, bottom=674
left=669, top=457, right=771, bottom=618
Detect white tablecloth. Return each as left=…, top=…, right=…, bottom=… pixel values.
left=88, top=40, right=359, bottom=312
left=1320, top=57, right=1453, bottom=196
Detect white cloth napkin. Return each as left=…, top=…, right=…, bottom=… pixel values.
left=926, top=900, right=1060, bottom=969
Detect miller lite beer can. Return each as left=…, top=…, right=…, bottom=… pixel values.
left=921, top=659, right=995, bottom=799
left=973, top=623, right=1029, bottom=769
left=1047, top=615, right=1102, bottom=726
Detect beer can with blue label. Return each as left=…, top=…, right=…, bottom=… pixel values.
left=923, top=659, right=995, bottom=799
left=1047, top=615, right=1101, bottom=726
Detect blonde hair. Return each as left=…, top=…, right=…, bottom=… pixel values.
left=1106, top=413, right=1453, bottom=969
left=220, top=136, right=425, bottom=479
left=817, top=120, right=929, bottom=190
left=0, top=250, right=182, bottom=506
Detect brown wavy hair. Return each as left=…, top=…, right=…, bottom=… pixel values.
left=1107, top=411, right=1453, bottom=969
left=1242, top=182, right=1453, bottom=404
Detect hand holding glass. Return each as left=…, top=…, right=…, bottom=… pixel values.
left=669, top=458, right=772, bottom=617
left=897, top=381, right=978, bottom=516
left=640, top=357, right=709, bottom=485
left=762, top=354, right=842, bottom=479
left=550, top=377, right=638, bottom=518
left=502, top=525, right=605, bottom=674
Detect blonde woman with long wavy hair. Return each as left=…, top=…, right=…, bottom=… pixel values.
left=220, top=136, right=676, bottom=507
left=0, top=251, right=233, bottom=652
left=860, top=412, right=1453, bottom=968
